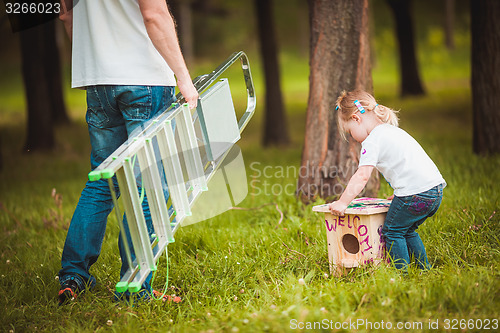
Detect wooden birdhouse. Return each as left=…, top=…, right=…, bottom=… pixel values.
left=313, top=198, right=392, bottom=276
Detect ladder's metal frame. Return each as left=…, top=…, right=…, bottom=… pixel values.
left=87, top=51, right=256, bottom=293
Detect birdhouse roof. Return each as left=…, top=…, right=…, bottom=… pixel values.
left=312, top=197, right=391, bottom=215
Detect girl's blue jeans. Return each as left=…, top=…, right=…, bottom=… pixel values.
left=58, top=85, right=175, bottom=294
left=382, top=184, right=444, bottom=271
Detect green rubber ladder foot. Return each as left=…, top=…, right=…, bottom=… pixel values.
left=115, top=281, right=129, bottom=293
left=128, top=282, right=141, bottom=293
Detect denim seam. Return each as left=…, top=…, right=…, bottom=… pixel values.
left=105, top=86, right=119, bottom=113
left=87, top=86, right=109, bottom=127
left=146, top=86, right=152, bottom=118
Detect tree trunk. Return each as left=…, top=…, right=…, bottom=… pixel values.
left=471, top=0, right=500, bottom=155
left=255, top=0, right=290, bottom=147
left=170, top=0, right=194, bottom=67
left=20, top=19, right=69, bottom=152
left=0, top=137, right=3, bottom=171
left=387, top=0, right=425, bottom=97
left=297, top=0, right=379, bottom=201
left=445, top=0, right=455, bottom=50
left=20, top=24, right=55, bottom=152
left=45, top=20, right=70, bottom=125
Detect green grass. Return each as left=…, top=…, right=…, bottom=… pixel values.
left=1, top=38, right=499, bottom=332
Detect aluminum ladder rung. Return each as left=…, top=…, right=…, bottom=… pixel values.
left=177, top=103, right=208, bottom=195
left=157, top=120, right=192, bottom=219
left=137, top=140, right=174, bottom=244
left=115, top=157, right=156, bottom=291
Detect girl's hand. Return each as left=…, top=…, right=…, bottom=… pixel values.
left=329, top=201, right=348, bottom=216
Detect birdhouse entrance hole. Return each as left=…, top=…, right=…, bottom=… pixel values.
left=342, top=233, right=360, bottom=254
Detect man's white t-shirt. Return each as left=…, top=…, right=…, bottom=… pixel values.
left=358, top=124, right=446, bottom=197
left=71, top=0, right=176, bottom=88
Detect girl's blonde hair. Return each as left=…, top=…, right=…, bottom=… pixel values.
left=335, top=90, right=399, bottom=138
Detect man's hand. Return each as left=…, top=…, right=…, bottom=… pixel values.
left=387, top=194, right=394, bottom=200
left=177, top=77, right=198, bottom=109
left=329, top=201, right=348, bottom=216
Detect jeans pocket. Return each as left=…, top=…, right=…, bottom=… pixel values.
left=86, top=86, right=109, bottom=128
left=115, top=86, right=153, bottom=121
left=407, top=195, right=435, bottom=216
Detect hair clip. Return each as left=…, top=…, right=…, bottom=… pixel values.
left=335, top=105, right=339, bottom=111
left=354, top=100, right=365, bottom=114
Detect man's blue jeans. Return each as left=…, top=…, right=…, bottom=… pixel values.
left=59, top=85, right=175, bottom=293
left=382, top=184, right=444, bottom=271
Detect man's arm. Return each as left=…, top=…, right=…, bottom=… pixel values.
left=138, top=0, right=198, bottom=109
left=329, top=165, right=374, bottom=216
left=59, top=0, right=73, bottom=41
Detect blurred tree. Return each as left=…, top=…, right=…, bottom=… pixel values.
left=20, top=19, right=69, bottom=152
left=471, top=0, right=500, bottom=155
left=169, top=0, right=194, bottom=66
left=20, top=25, right=54, bottom=151
left=189, top=0, right=228, bottom=58
left=445, top=0, right=455, bottom=50
left=387, top=0, right=425, bottom=96
left=297, top=0, right=379, bottom=201
left=255, top=0, right=289, bottom=146
left=5, top=3, right=69, bottom=152
left=47, top=23, right=69, bottom=125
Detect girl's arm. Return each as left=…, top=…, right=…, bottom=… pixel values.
left=329, top=165, right=374, bottom=215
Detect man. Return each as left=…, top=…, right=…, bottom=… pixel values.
left=58, top=0, right=198, bottom=304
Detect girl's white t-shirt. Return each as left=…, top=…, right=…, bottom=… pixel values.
left=71, top=0, right=176, bottom=88
left=358, top=124, right=446, bottom=197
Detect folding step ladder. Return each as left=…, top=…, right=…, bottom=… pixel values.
left=87, top=51, right=256, bottom=293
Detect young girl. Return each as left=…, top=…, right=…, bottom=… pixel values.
left=329, top=90, right=446, bottom=271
